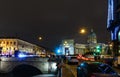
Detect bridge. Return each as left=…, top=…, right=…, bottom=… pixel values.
left=0, top=57, right=57, bottom=77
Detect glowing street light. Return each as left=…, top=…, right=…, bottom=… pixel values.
left=63, top=41, right=69, bottom=47
left=79, top=28, right=86, bottom=34
left=38, top=37, right=42, bottom=40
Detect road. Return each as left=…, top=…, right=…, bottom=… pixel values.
left=62, top=64, right=77, bottom=77
left=62, top=63, right=120, bottom=77
left=62, top=66, right=75, bottom=77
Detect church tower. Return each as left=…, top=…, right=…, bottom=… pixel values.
left=87, top=29, right=97, bottom=44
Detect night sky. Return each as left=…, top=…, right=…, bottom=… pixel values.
left=0, top=0, right=110, bottom=50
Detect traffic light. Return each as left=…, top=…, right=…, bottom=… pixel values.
left=96, top=45, right=102, bottom=53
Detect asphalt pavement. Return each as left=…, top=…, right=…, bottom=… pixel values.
left=61, top=63, right=120, bottom=77
left=62, top=64, right=75, bottom=77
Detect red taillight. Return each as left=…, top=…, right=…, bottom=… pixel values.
left=77, top=56, right=80, bottom=59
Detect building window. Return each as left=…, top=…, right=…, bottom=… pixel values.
left=6, top=48, right=8, bottom=50
left=10, top=42, right=12, bottom=45
left=6, top=42, right=9, bottom=45
left=9, top=47, right=11, bottom=50
left=14, top=42, right=16, bottom=45
left=14, top=48, right=16, bottom=50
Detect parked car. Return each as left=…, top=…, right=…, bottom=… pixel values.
left=66, top=56, right=79, bottom=65
left=77, top=54, right=95, bottom=61
left=77, top=61, right=120, bottom=77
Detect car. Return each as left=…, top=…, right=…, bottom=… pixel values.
left=77, top=61, right=120, bottom=77
left=77, top=54, right=95, bottom=61
left=66, top=56, right=79, bottom=65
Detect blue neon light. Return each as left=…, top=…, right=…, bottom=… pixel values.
left=107, top=0, right=114, bottom=28
left=115, top=27, right=119, bottom=40
left=111, top=31, right=114, bottom=40
left=18, top=53, right=27, bottom=58
left=111, top=0, right=114, bottom=20
left=55, top=47, right=62, bottom=55
left=57, top=49, right=60, bottom=53
left=111, top=26, right=119, bottom=40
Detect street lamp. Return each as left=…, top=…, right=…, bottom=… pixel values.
left=38, top=37, right=42, bottom=40
left=79, top=28, right=86, bottom=34
left=38, top=36, right=44, bottom=56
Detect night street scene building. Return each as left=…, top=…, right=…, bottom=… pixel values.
left=58, top=29, right=108, bottom=56
left=74, top=30, right=108, bottom=55
left=0, top=38, right=48, bottom=57
left=107, top=0, right=120, bottom=56
left=59, top=39, right=74, bottom=55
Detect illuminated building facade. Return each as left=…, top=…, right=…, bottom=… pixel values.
left=61, top=39, right=74, bottom=55
left=74, top=43, right=108, bottom=55
left=74, top=29, right=108, bottom=55
left=107, top=0, right=120, bottom=56
left=0, top=38, right=44, bottom=56
left=87, top=29, right=97, bottom=44
left=74, top=43, right=86, bottom=55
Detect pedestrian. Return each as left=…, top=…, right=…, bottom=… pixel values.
left=56, top=56, right=63, bottom=77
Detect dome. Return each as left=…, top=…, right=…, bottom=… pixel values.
left=88, top=29, right=96, bottom=37
left=87, top=29, right=97, bottom=44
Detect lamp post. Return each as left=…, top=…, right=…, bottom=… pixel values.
left=38, top=36, right=44, bottom=56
